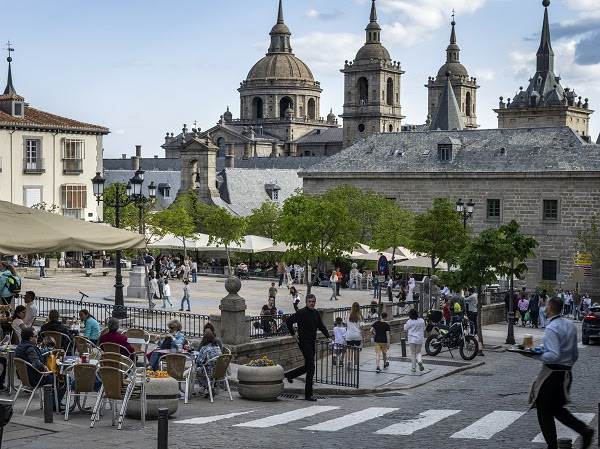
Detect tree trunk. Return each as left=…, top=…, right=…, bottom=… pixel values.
left=225, top=243, right=231, bottom=274
left=305, top=261, right=312, bottom=295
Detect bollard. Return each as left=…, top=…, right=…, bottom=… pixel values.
left=400, top=338, right=407, bottom=357
left=598, top=402, right=599, bottom=447
left=43, top=385, right=53, bottom=423
left=157, top=407, right=168, bottom=449
left=557, top=438, right=572, bottom=448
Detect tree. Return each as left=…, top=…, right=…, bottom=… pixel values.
left=408, top=198, right=468, bottom=272
left=371, top=199, right=414, bottom=267
left=204, top=207, right=247, bottom=272
left=276, top=190, right=358, bottom=294
left=247, top=201, right=282, bottom=239
left=577, top=215, right=600, bottom=271
left=153, top=194, right=198, bottom=257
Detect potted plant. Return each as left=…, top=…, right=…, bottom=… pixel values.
left=127, top=370, right=179, bottom=419
left=237, top=356, right=284, bottom=401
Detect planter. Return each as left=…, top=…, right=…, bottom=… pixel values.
left=237, top=364, right=284, bottom=401
left=126, top=377, right=179, bottom=419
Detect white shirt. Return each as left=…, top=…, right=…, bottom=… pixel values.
left=344, top=316, right=364, bottom=341
left=333, top=326, right=347, bottom=345
left=24, top=301, right=38, bottom=327
left=12, top=318, right=25, bottom=341
left=163, top=284, right=171, bottom=297
left=408, top=277, right=415, bottom=290
left=404, top=318, right=425, bottom=344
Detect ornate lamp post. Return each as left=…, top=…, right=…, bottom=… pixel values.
left=456, top=198, right=475, bottom=229
left=91, top=171, right=156, bottom=319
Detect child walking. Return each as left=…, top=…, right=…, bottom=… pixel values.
left=332, top=317, right=346, bottom=367
left=268, top=282, right=278, bottom=302
left=371, top=312, right=391, bottom=373
left=404, top=308, right=425, bottom=372
left=180, top=280, right=191, bottom=311
left=162, top=279, right=173, bottom=308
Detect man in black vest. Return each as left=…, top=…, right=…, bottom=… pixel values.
left=285, top=294, right=331, bottom=401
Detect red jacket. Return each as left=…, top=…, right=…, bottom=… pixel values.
left=99, top=331, right=136, bottom=359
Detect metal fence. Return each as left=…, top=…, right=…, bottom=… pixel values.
left=314, top=339, right=360, bottom=388
left=17, top=295, right=209, bottom=338
left=332, top=305, right=379, bottom=323
left=249, top=313, right=294, bottom=339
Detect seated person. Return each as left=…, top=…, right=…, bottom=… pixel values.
left=99, top=317, right=136, bottom=360
left=260, top=297, right=277, bottom=333
left=39, top=335, right=57, bottom=356
left=79, top=309, right=101, bottom=344
left=251, top=321, right=265, bottom=337
left=15, top=327, right=66, bottom=411
left=40, top=309, right=71, bottom=351
left=11, top=305, right=27, bottom=343
left=147, top=319, right=185, bottom=370
left=203, top=323, right=223, bottom=351
left=195, top=332, right=223, bottom=396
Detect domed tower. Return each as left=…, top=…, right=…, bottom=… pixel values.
left=341, top=0, right=404, bottom=148
left=237, top=0, right=333, bottom=142
left=426, top=16, right=479, bottom=129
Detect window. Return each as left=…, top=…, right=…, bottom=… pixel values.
left=164, top=186, right=171, bottom=198
left=61, top=184, right=87, bottom=211
left=279, top=97, right=292, bottom=118
left=13, top=102, right=23, bottom=116
left=252, top=97, right=263, bottom=119
left=307, top=98, right=316, bottom=120
left=24, top=138, right=44, bottom=172
left=24, top=187, right=42, bottom=207
left=438, top=145, right=452, bottom=162
left=543, top=200, right=558, bottom=220
left=542, top=260, right=557, bottom=281
left=272, top=190, right=279, bottom=201
left=358, top=123, right=366, bottom=133
left=487, top=199, right=501, bottom=218
left=217, top=138, right=226, bottom=157
left=466, top=92, right=471, bottom=116
left=386, top=78, right=394, bottom=106
left=62, top=139, right=85, bottom=173
left=358, top=77, right=368, bottom=104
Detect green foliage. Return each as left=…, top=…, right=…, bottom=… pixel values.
left=153, top=192, right=199, bottom=256
left=407, top=198, right=468, bottom=272
left=100, top=183, right=159, bottom=238
left=536, top=281, right=555, bottom=297
left=494, top=220, right=539, bottom=281
left=204, top=206, right=247, bottom=271
left=371, top=199, right=414, bottom=257
left=577, top=215, right=600, bottom=271
left=247, top=201, right=282, bottom=239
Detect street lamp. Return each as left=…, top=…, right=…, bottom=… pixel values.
left=456, top=198, right=475, bottom=229
left=91, top=171, right=155, bottom=319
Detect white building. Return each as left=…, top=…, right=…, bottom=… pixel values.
left=0, top=53, right=109, bottom=220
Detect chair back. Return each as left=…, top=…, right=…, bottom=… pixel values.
left=72, top=363, right=99, bottom=393
left=164, top=354, right=187, bottom=380
left=39, top=331, right=68, bottom=352
left=211, top=354, right=232, bottom=380
left=123, top=328, right=150, bottom=352
left=99, top=342, right=132, bottom=359
left=98, top=366, right=126, bottom=401
left=99, top=352, right=134, bottom=371
left=13, top=358, right=34, bottom=388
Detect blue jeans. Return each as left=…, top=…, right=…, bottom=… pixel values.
left=181, top=296, right=190, bottom=310
left=40, top=266, right=45, bottom=278
left=191, top=271, right=197, bottom=283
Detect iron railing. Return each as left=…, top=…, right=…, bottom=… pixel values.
left=332, top=305, right=379, bottom=323
left=16, top=295, right=209, bottom=338
left=314, top=339, right=360, bottom=388
left=249, top=313, right=294, bottom=339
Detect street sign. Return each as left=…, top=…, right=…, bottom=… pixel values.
left=377, top=275, right=386, bottom=283
left=377, top=255, right=388, bottom=275
left=573, top=267, right=584, bottom=283
left=574, top=253, right=592, bottom=266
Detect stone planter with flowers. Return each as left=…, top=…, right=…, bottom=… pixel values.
left=237, top=356, right=284, bottom=401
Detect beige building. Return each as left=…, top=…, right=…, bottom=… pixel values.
left=0, top=53, right=109, bottom=220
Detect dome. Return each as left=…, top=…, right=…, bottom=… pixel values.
left=270, top=23, right=290, bottom=35
left=355, top=43, right=391, bottom=61
left=246, top=53, right=314, bottom=81
left=437, top=61, right=468, bottom=79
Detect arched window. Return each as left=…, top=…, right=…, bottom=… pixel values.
left=307, top=98, right=316, bottom=119
left=280, top=97, right=293, bottom=118
left=217, top=138, right=226, bottom=157
left=358, top=77, right=368, bottom=104
left=252, top=97, right=263, bottom=119
left=389, top=124, right=393, bottom=132
left=386, top=78, right=394, bottom=106
left=280, top=36, right=285, bottom=51
left=466, top=92, right=472, bottom=116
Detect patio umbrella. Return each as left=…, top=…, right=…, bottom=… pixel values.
left=0, top=200, right=145, bottom=253
left=147, top=233, right=211, bottom=250
left=255, top=241, right=291, bottom=253
left=394, top=256, right=450, bottom=271
left=222, top=235, right=276, bottom=253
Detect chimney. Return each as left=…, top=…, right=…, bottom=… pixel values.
left=135, top=145, right=142, bottom=158
left=225, top=144, right=235, bottom=168
left=121, top=154, right=127, bottom=159
left=131, top=156, right=140, bottom=171
left=271, top=142, right=278, bottom=158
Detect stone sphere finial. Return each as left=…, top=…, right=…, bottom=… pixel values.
left=542, top=0, right=550, bottom=7
left=445, top=70, right=452, bottom=77
left=225, top=276, right=242, bottom=294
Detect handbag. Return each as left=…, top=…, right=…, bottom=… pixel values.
left=524, top=311, right=530, bottom=322
left=515, top=310, right=521, bottom=319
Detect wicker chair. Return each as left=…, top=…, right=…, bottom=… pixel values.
left=64, top=363, right=100, bottom=421
left=196, top=354, right=233, bottom=403
left=13, top=358, right=59, bottom=415
left=99, top=342, right=134, bottom=360
left=39, top=331, right=72, bottom=354
left=158, top=353, right=192, bottom=404
left=122, top=328, right=150, bottom=367
left=73, top=336, right=101, bottom=359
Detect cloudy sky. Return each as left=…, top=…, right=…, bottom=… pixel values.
left=2, top=0, right=599, bottom=158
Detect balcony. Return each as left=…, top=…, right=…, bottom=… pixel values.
left=23, top=158, right=45, bottom=174
left=63, top=159, right=84, bottom=174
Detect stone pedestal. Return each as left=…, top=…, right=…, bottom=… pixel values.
left=126, top=377, right=179, bottom=419
left=48, top=258, right=58, bottom=269
left=218, top=277, right=249, bottom=346
left=237, top=364, right=284, bottom=401
left=127, top=265, right=147, bottom=298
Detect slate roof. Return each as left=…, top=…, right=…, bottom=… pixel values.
left=429, top=76, right=465, bottom=131
left=216, top=168, right=302, bottom=216
left=216, top=156, right=326, bottom=171
left=301, top=126, right=600, bottom=176
left=103, top=158, right=181, bottom=171
left=162, top=125, right=280, bottom=150
left=103, top=167, right=181, bottom=209
left=295, top=128, right=343, bottom=144
left=0, top=104, right=109, bottom=133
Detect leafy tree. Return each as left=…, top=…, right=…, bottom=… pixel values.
left=153, top=194, right=198, bottom=257
left=247, top=201, right=282, bottom=239
left=204, top=207, right=247, bottom=272
left=100, top=183, right=159, bottom=237
left=276, top=190, right=358, bottom=294
left=408, top=198, right=468, bottom=272
left=371, top=199, right=414, bottom=267
left=577, top=215, right=600, bottom=272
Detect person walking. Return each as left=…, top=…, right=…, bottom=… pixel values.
left=39, top=255, right=46, bottom=279
left=329, top=270, right=338, bottom=301
left=286, top=286, right=302, bottom=312
left=518, top=294, right=530, bottom=327
left=162, top=279, right=173, bottom=308
left=464, top=288, right=478, bottom=334
left=407, top=273, right=415, bottom=301
left=335, top=267, right=342, bottom=296
left=527, top=297, right=594, bottom=449
left=284, top=294, right=331, bottom=401
left=373, top=272, right=379, bottom=299
left=277, top=261, right=286, bottom=288
left=180, top=279, right=191, bottom=311
left=371, top=312, right=390, bottom=373
left=386, top=275, right=393, bottom=302
left=404, top=308, right=425, bottom=372
left=528, top=293, right=540, bottom=328
left=344, top=302, right=364, bottom=369
left=539, top=293, right=548, bottom=328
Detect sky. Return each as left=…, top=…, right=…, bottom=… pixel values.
left=2, top=0, right=600, bottom=159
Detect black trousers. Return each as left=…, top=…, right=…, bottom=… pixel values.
left=536, top=371, right=589, bottom=449
left=286, top=339, right=315, bottom=398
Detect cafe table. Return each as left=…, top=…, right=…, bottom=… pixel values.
left=0, top=345, right=17, bottom=394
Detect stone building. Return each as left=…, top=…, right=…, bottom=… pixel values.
left=0, top=51, right=109, bottom=220
left=495, top=0, right=593, bottom=138
left=425, top=17, right=479, bottom=129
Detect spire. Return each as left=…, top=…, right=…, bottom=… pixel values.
left=365, top=0, right=381, bottom=44
left=268, top=0, right=292, bottom=54
left=277, top=0, right=284, bottom=24
left=446, top=13, right=460, bottom=64
left=370, top=0, right=377, bottom=23
left=3, top=41, right=16, bottom=96
left=429, top=71, right=465, bottom=131
left=537, top=0, right=554, bottom=73
left=450, top=10, right=457, bottom=44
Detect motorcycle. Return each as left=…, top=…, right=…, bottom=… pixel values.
left=424, top=309, right=479, bottom=360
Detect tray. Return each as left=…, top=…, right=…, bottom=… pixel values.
left=507, top=346, right=543, bottom=355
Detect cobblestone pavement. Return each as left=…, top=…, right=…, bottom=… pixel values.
left=4, top=327, right=598, bottom=449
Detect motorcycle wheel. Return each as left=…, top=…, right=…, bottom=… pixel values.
left=459, top=335, right=479, bottom=360
left=425, top=334, right=442, bottom=356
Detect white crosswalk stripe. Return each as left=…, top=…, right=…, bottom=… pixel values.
left=375, top=409, right=461, bottom=435
left=234, top=405, right=339, bottom=428
left=174, top=411, right=254, bottom=425
left=302, top=407, right=398, bottom=432
left=531, top=413, right=595, bottom=443
left=450, top=410, right=525, bottom=440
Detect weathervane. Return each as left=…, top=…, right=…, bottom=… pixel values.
left=5, top=41, right=14, bottom=60
left=452, top=9, right=455, bottom=22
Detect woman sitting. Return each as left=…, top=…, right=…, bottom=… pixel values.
left=11, top=305, right=27, bottom=342
left=147, top=319, right=185, bottom=370
left=99, top=317, right=136, bottom=360
left=195, top=332, right=223, bottom=396
left=40, top=309, right=71, bottom=350
left=79, top=309, right=101, bottom=344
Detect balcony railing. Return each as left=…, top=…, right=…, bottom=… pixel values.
left=63, top=158, right=84, bottom=174
left=23, top=158, right=45, bottom=173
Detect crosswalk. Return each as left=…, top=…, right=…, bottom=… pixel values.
left=175, top=405, right=596, bottom=444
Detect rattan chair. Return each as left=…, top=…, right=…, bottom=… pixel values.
left=74, top=336, right=101, bottom=359
left=122, top=328, right=150, bottom=367
left=158, top=353, right=192, bottom=404
left=196, top=354, right=233, bottom=403
left=99, top=342, right=134, bottom=360
left=13, top=358, right=59, bottom=415
left=39, top=331, right=72, bottom=355
left=64, top=363, right=100, bottom=421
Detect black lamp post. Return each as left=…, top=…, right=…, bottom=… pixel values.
left=456, top=198, right=475, bottom=229
left=91, top=170, right=156, bottom=319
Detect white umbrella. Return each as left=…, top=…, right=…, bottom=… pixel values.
left=148, top=233, right=211, bottom=250
left=255, top=241, right=291, bottom=253
left=207, top=235, right=277, bottom=254
left=394, top=256, right=450, bottom=271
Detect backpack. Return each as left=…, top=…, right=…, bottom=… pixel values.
left=3, top=274, right=21, bottom=296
